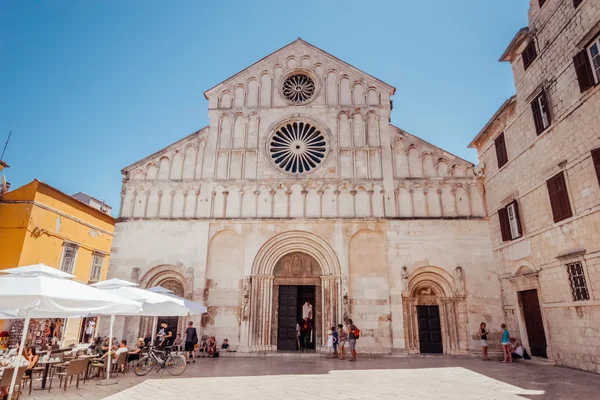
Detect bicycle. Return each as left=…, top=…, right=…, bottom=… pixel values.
left=134, top=345, right=187, bottom=376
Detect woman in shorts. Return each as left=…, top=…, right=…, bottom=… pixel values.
left=479, top=322, right=489, bottom=360
left=337, top=324, right=348, bottom=360
left=501, top=323, right=512, bottom=363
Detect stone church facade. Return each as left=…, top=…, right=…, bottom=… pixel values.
left=108, top=39, right=503, bottom=355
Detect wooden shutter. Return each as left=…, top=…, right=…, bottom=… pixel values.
left=531, top=96, right=544, bottom=134
left=573, top=49, right=595, bottom=93
left=523, top=41, right=537, bottom=70
left=547, top=172, right=573, bottom=223
left=494, top=133, right=508, bottom=168
left=498, top=207, right=511, bottom=242
left=510, top=200, right=523, bottom=238
left=592, top=148, right=600, bottom=185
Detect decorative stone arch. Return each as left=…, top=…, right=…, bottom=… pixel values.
left=244, top=231, right=342, bottom=352
left=402, top=266, right=469, bottom=355
left=135, top=265, right=193, bottom=343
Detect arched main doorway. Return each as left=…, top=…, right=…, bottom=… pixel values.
left=244, top=231, right=343, bottom=352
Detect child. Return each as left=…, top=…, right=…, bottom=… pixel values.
left=479, top=322, right=490, bottom=361
left=327, top=328, right=334, bottom=357
left=221, top=339, right=229, bottom=351
left=331, top=326, right=338, bottom=358
left=501, top=323, right=512, bottom=363
left=173, top=334, right=183, bottom=351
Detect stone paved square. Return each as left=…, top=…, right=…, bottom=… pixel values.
left=22, top=356, right=600, bottom=400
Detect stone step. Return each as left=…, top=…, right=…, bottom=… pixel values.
left=519, top=357, right=556, bottom=367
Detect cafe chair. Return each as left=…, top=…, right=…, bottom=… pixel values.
left=48, top=358, right=88, bottom=392
left=0, top=366, right=29, bottom=400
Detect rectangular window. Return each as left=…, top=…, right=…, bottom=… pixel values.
left=547, top=172, right=573, bottom=223
left=567, top=261, right=590, bottom=301
left=531, top=91, right=551, bottom=134
left=494, top=132, right=508, bottom=169
left=587, top=36, right=600, bottom=84
left=60, top=243, right=78, bottom=274
left=522, top=40, right=537, bottom=70
left=592, top=148, right=600, bottom=185
left=89, top=253, right=104, bottom=282
left=498, top=200, right=522, bottom=242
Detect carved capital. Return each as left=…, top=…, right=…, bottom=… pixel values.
left=350, top=190, right=357, bottom=195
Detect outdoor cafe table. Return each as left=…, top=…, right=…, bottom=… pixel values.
left=35, top=359, right=61, bottom=389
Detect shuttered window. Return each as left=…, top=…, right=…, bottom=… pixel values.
left=592, top=148, right=600, bottom=186
left=547, top=172, right=573, bottom=223
left=60, top=243, right=79, bottom=274
left=522, top=40, right=537, bottom=70
left=587, top=37, right=600, bottom=84
left=494, top=133, right=508, bottom=169
left=574, top=49, right=595, bottom=92
left=531, top=91, right=551, bottom=134
left=498, top=200, right=522, bottom=242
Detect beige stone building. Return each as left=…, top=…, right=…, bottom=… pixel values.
left=469, top=0, right=600, bottom=373
left=108, top=39, right=504, bottom=355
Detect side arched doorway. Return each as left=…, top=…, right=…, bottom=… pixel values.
left=138, top=267, right=190, bottom=341
left=402, top=266, right=469, bottom=355
left=243, top=231, right=343, bottom=352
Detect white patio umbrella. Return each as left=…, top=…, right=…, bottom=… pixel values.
left=0, top=264, right=142, bottom=399
left=146, top=286, right=207, bottom=335
left=91, top=279, right=194, bottom=382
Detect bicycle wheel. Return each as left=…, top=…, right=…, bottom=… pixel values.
left=134, top=356, right=154, bottom=376
left=166, top=354, right=187, bottom=376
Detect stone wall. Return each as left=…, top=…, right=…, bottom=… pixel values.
left=471, top=0, right=600, bottom=373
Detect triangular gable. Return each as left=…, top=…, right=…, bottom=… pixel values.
left=390, top=124, right=474, bottom=167
left=121, top=127, right=208, bottom=172
left=203, top=38, right=396, bottom=99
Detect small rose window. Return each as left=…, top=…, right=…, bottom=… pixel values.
left=281, top=73, right=316, bottom=104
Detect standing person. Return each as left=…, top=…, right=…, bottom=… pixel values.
left=301, top=317, right=312, bottom=350
left=501, top=323, right=512, bottom=363
left=296, top=322, right=301, bottom=350
left=326, top=328, right=334, bottom=357
left=479, top=322, right=490, bottom=361
left=331, top=326, right=339, bottom=358
left=184, top=321, right=198, bottom=363
left=337, top=324, right=348, bottom=360
left=347, top=319, right=359, bottom=362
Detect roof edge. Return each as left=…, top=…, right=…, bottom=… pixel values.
left=390, top=124, right=475, bottom=167
left=468, top=96, right=516, bottom=149
left=121, top=127, right=209, bottom=173
left=499, top=27, right=529, bottom=62
left=32, top=179, right=115, bottom=222
left=203, top=38, right=396, bottom=99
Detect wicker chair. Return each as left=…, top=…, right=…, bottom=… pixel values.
left=0, top=366, right=29, bottom=400
left=48, top=358, right=88, bottom=392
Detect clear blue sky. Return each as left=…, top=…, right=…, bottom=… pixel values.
left=0, top=1, right=528, bottom=216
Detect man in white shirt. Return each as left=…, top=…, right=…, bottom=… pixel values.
left=114, top=340, right=129, bottom=372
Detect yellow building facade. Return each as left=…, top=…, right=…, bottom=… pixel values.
left=0, top=179, right=114, bottom=345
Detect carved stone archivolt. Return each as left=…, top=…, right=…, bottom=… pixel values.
left=402, top=266, right=469, bottom=355
left=244, top=231, right=343, bottom=352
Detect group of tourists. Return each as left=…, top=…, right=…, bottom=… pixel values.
left=479, top=322, right=530, bottom=363
left=0, top=344, right=38, bottom=399
left=294, top=318, right=360, bottom=361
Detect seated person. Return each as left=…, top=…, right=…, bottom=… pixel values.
left=198, top=338, right=208, bottom=353
left=24, top=347, right=39, bottom=376
left=6, top=343, right=19, bottom=357
left=173, top=334, right=183, bottom=352
left=114, top=340, right=129, bottom=372
left=221, top=339, right=230, bottom=351
left=510, top=338, right=531, bottom=360
left=207, top=337, right=218, bottom=357
left=127, top=338, right=145, bottom=364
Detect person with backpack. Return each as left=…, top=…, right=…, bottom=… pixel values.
left=184, top=321, right=198, bottom=363
left=347, top=319, right=360, bottom=362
